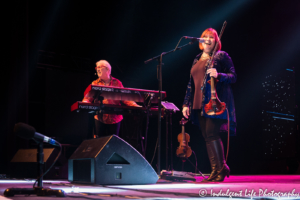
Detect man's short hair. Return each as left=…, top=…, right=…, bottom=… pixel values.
left=95, top=60, right=111, bottom=74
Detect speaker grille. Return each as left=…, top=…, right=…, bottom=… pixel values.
left=107, top=153, right=130, bottom=164
left=73, top=159, right=91, bottom=182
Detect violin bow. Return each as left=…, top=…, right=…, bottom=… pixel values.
left=201, top=21, right=227, bottom=91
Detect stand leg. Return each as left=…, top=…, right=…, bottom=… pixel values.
left=156, top=55, right=163, bottom=174
left=166, top=111, right=168, bottom=170
left=37, top=142, right=43, bottom=188
left=170, top=112, right=173, bottom=170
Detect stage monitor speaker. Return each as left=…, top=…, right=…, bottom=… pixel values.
left=68, top=135, right=158, bottom=185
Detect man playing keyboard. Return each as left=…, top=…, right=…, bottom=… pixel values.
left=82, top=60, right=140, bottom=137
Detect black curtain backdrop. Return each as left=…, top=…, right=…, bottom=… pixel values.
left=2, top=0, right=300, bottom=175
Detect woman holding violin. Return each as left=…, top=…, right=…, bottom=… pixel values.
left=182, top=28, right=236, bottom=182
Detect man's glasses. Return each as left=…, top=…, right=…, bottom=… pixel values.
left=95, top=66, right=107, bottom=70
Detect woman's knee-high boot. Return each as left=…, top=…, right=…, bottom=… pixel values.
left=209, top=138, right=230, bottom=182
left=205, top=141, right=218, bottom=181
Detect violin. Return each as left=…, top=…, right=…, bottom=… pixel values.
left=204, top=21, right=227, bottom=116
left=204, top=76, right=226, bottom=115
left=176, top=118, right=192, bottom=159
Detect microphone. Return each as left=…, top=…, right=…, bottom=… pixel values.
left=183, top=36, right=206, bottom=43
left=14, top=123, right=59, bottom=146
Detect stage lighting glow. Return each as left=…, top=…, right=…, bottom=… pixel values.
left=266, top=111, right=294, bottom=117
left=128, top=0, right=252, bottom=87
left=0, top=180, right=34, bottom=183
left=272, top=116, right=294, bottom=121
left=43, top=180, right=70, bottom=183
left=0, top=180, right=70, bottom=183
left=49, top=186, right=125, bottom=194
left=109, top=183, right=221, bottom=190
left=138, top=198, right=236, bottom=200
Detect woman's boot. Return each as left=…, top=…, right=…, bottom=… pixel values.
left=204, top=141, right=218, bottom=181
left=209, top=138, right=230, bottom=182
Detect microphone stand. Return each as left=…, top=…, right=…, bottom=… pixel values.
left=37, top=142, right=44, bottom=188
left=4, top=141, right=66, bottom=197
left=144, top=41, right=196, bottom=174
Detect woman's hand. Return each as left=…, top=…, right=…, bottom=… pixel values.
left=207, top=68, right=218, bottom=78
left=182, top=107, right=190, bottom=119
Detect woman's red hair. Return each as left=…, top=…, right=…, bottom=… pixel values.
left=199, top=28, right=222, bottom=52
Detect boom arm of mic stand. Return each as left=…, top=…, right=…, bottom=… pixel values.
left=144, top=42, right=194, bottom=64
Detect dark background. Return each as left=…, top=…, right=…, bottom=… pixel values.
left=2, top=0, right=300, bottom=176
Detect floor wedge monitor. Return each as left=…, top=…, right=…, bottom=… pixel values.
left=68, top=135, right=158, bottom=185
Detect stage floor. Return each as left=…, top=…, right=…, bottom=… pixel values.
left=1, top=175, right=299, bottom=200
